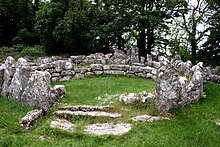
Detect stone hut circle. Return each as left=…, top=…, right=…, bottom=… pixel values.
left=0, top=50, right=220, bottom=135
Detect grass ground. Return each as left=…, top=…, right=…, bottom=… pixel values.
left=0, top=75, right=220, bottom=147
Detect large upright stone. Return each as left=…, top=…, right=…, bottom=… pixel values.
left=21, top=71, right=51, bottom=110
left=156, top=56, right=179, bottom=113
left=8, top=58, right=31, bottom=102
left=156, top=56, right=205, bottom=113
left=1, top=56, right=16, bottom=95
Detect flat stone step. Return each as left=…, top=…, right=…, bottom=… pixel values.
left=54, top=110, right=122, bottom=118
left=84, top=123, right=132, bottom=136
left=132, top=115, right=170, bottom=122
left=58, top=105, right=111, bottom=112
left=50, top=119, right=75, bottom=132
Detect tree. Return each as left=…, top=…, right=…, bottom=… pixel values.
left=198, top=0, right=220, bottom=67
left=0, top=0, right=40, bottom=47
left=35, top=0, right=69, bottom=54
left=179, top=0, right=210, bottom=60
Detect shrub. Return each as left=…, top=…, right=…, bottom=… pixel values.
left=0, top=46, right=16, bottom=52
left=21, top=45, right=46, bottom=58
left=13, top=44, right=26, bottom=52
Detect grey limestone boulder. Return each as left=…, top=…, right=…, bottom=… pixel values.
left=8, top=58, right=32, bottom=102
left=156, top=56, right=205, bottom=113
left=50, top=85, right=66, bottom=105
left=1, top=56, right=16, bottom=95
left=20, top=71, right=51, bottom=110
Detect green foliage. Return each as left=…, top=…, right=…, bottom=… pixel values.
left=201, top=92, right=207, bottom=99
left=21, top=45, right=46, bottom=58
left=13, top=44, right=27, bottom=52
left=0, top=0, right=40, bottom=47
left=198, top=2, right=220, bottom=67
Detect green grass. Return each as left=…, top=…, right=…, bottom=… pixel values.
left=0, top=75, right=220, bottom=146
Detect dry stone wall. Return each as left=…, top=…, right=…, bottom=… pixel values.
left=0, top=49, right=219, bottom=113
left=210, top=69, right=220, bottom=83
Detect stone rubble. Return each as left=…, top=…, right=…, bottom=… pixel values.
left=50, top=119, right=75, bottom=132
left=132, top=115, right=170, bottom=122
left=84, top=123, right=132, bottom=136
left=119, top=91, right=155, bottom=104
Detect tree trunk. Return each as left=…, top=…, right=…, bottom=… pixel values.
left=137, top=30, right=146, bottom=61
left=146, top=28, right=154, bottom=55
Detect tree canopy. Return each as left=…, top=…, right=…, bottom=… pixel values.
left=0, top=0, right=219, bottom=66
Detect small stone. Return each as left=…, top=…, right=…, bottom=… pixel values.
left=54, top=85, right=66, bottom=97
left=215, top=120, right=220, bottom=126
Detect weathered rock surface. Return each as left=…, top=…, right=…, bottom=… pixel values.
left=21, top=71, right=51, bottom=110
left=50, top=85, right=66, bottom=105
left=84, top=123, right=132, bottom=135
left=119, top=91, right=155, bottom=104
left=50, top=119, right=74, bottom=132
left=55, top=110, right=122, bottom=118
left=20, top=109, right=44, bottom=130
left=8, top=58, right=31, bottom=102
left=59, top=105, right=110, bottom=111
left=54, top=85, right=66, bottom=97
left=1, top=56, right=16, bottom=95
left=132, top=115, right=170, bottom=122
left=156, top=56, right=206, bottom=113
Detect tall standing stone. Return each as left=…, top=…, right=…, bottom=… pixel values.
left=156, top=56, right=179, bottom=113
left=1, top=56, right=16, bottom=95
left=8, top=58, right=31, bottom=102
